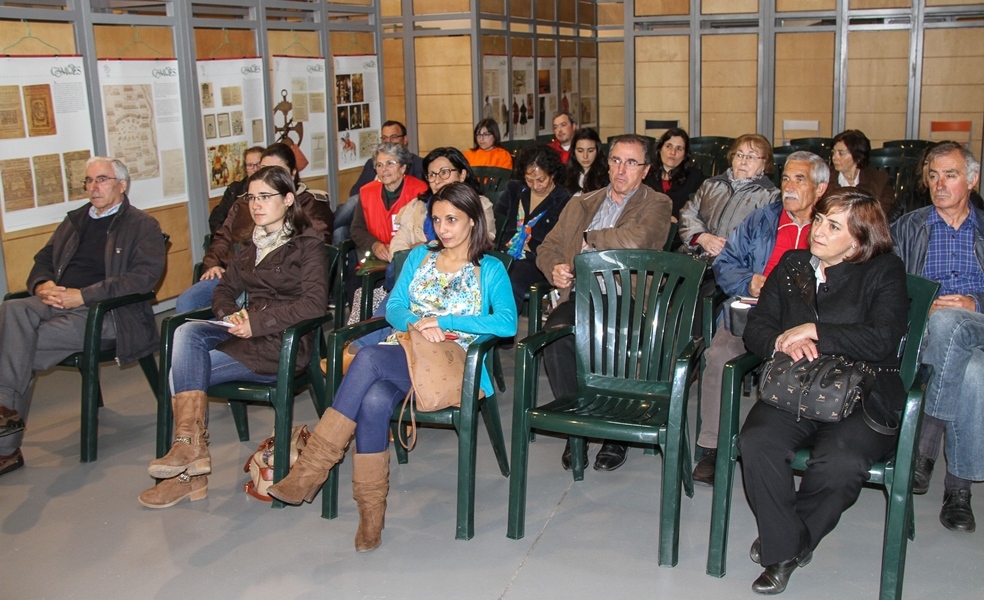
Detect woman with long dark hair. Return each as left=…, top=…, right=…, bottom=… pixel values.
left=563, top=128, right=609, bottom=195
left=642, top=127, right=707, bottom=218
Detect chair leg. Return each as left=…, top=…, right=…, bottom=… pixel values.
left=392, top=421, right=409, bottom=465
left=479, top=395, right=509, bottom=477
left=570, top=436, right=587, bottom=482
left=492, top=348, right=507, bottom=393
left=79, top=365, right=100, bottom=463
left=229, top=401, right=249, bottom=442
left=879, top=486, right=912, bottom=600
left=658, top=428, right=685, bottom=567
left=507, top=418, right=532, bottom=540
left=269, top=386, right=295, bottom=510
left=706, top=437, right=738, bottom=577
left=454, top=406, right=480, bottom=540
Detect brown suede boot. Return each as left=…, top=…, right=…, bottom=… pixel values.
left=352, top=451, right=390, bottom=552
left=148, top=391, right=211, bottom=479
left=267, top=408, right=356, bottom=505
left=138, top=473, right=208, bottom=508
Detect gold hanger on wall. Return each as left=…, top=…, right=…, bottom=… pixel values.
left=209, top=28, right=250, bottom=59
left=279, top=31, right=313, bottom=56
left=346, top=31, right=372, bottom=55
left=3, top=21, right=62, bottom=54
left=116, top=26, right=163, bottom=58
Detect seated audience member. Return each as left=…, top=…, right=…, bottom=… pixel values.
left=548, top=112, right=578, bottom=163
left=563, top=128, right=609, bottom=196
left=892, top=141, right=984, bottom=220
left=208, top=146, right=264, bottom=237
left=140, top=166, right=329, bottom=508
left=740, top=189, right=907, bottom=595
left=496, top=144, right=572, bottom=312
left=0, top=157, right=165, bottom=476
left=691, top=151, right=828, bottom=485
left=642, top=128, right=707, bottom=219
left=334, top=121, right=424, bottom=244
left=464, top=118, right=513, bottom=171
left=891, top=141, right=984, bottom=533
left=266, top=183, right=517, bottom=553
left=824, top=129, right=893, bottom=216
left=536, top=134, right=672, bottom=472
left=174, top=142, right=333, bottom=313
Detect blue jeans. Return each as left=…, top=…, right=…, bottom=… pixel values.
left=331, top=344, right=411, bottom=453
left=352, top=294, right=392, bottom=350
left=921, top=307, right=984, bottom=480
left=332, top=195, right=360, bottom=245
left=169, top=321, right=275, bottom=394
left=175, top=278, right=221, bottom=313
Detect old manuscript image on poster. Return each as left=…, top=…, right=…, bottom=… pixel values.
left=220, top=85, right=242, bottom=107
left=102, top=83, right=160, bottom=180
left=0, top=158, right=34, bottom=212
left=63, top=149, right=91, bottom=201
left=32, top=153, right=65, bottom=206
left=23, top=84, right=56, bottom=137
left=161, top=148, right=186, bottom=198
left=217, top=113, right=231, bottom=138
left=0, top=85, right=26, bottom=140
left=332, top=55, right=380, bottom=170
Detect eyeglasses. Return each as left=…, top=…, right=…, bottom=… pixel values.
left=476, top=132, right=493, bottom=138
left=380, top=135, right=404, bottom=143
left=83, top=175, right=118, bottom=189
left=374, top=160, right=400, bottom=171
left=426, top=168, right=456, bottom=182
left=735, top=152, right=764, bottom=162
left=245, top=162, right=261, bottom=170
left=245, top=193, right=283, bottom=203
left=608, top=156, right=645, bottom=170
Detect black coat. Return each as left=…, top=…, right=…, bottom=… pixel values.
left=744, top=250, right=909, bottom=430
left=494, top=180, right=572, bottom=258
left=643, top=165, right=707, bottom=219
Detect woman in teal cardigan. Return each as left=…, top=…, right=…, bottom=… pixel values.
left=267, top=182, right=517, bottom=551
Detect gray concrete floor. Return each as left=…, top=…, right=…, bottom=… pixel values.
left=1, top=328, right=982, bottom=599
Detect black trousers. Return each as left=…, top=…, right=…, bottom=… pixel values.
left=542, top=299, right=577, bottom=401
left=509, top=258, right=548, bottom=316
left=738, top=401, right=897, bottom=566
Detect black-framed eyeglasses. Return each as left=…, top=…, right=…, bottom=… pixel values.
left=425, top=168, right=456, bottom=182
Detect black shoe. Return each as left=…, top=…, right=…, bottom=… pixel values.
left=940, top=488, right=976, bottom=532
left=693, top=449, right=717, bottom=486
left=561, top=440, right=588, bottom=471
left=0, top=405, right=25, bottom=438
left=913, top=456, right=934, bottom=495
left=750, top=538, right=812, bottom=568
left=593, top=441, right=628, bottom=471
left=752, top=558, right=799, bottom=595
left=0, top=448, right=24, bottom=477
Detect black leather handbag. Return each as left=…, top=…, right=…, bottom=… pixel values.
left=759, top=352, right=877, bottom=425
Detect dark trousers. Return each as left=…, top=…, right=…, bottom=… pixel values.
left=542, top=299, right=577, bottom=401
left=509, top=258, right=548, bottom=316
left=738, top=401, right=897, bottom=565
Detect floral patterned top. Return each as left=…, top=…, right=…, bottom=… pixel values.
left=385, top=251, right=481, bottom=350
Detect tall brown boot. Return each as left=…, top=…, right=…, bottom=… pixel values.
left=138, top=473, right=208, bottom=508
left=148, top=391, right=211, bottom=479
left=352, top=451, right=390, bottom=552
left=267, top=408, right=356, bottom=505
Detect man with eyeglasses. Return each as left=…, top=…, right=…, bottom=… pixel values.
left=549, top=112, right=578, bottom=163
left=334, top=121, right=424, bottom=244
left=207, top=145, right=264, bottom=237
left=0, top=157, right=165, bottom=476
left=535, top=134, right=673, bottom=472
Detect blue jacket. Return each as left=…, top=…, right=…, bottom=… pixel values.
left=891, top=205, right=984, bottom=310
left=713, top=202, right=783, bottom=297
left=387, top=244, right=518, bottom=395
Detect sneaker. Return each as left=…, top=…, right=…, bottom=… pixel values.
left=0, top=448, right=25, bottom=477
left=693, top=448, right=717, bottom=486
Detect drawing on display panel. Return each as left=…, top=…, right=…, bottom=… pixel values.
left=201, top=82, right=214, bottom=108
left=336, top=75, right=352, bottom=105
left=63, top=149, right=91, bottom=201
left=352, top=73, right=364, bottom=103
left=32, top=153, right=64, bottom=206
left=208, top=141, right=246, bottom=189
left=102, top=84, right=159, bottom=180
left=358, top=130, right=378, bottom=160
left=340, top=132, right=357, bottom=163
left=203, top=114, right=217, bottom=139
left=0, top=85, right=27, bottom=139
left=23, top=84, right=56, bottom=137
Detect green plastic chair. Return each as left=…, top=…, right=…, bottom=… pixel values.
left=789, top=137, right=834, bottom=150
left=883, top=140, right=931, bottom=152
left=706, top=274, right=939, bottom=600
left=319, top=251, right=514, bottom=540
left=155, top=244, right=338, bottom=508
left=507, top=250, right=707, bottom=567
left=770, top=145, right=799, bottom=186
left=473, top=167, right=513, bottom=204
left=2, top=232, right=167, bottom=462
left=870, top=155, right=920, bottom=209
left=192, top=234, right=212, bottom=281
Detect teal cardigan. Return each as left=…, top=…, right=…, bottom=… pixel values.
left=386, top=244, right=518, bottom=395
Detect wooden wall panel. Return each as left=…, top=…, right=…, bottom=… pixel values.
left=778, top=0, right=834, bottom=9
left=597, top=3, right=624, bottom=26
left=481, top=0, right=506, bottom=15
left=559, top=0, right=577, bottom=23
left=702, top=0, right=758, bottom=14
left=701, top=34, right=758, bottom=137
left=635, top=0, right=689, bottom=16
left=381, top=0, right=402, bottom=17
left=774, top=32, right=834, bottom=146
left=920, top=28, right=984, bottom=163
left=415, top=36, right=473, bottom=152
left=599, top=41, right=625, bottom=140
left=94, top=25, right=175, bottom=58
left=513, top=38, right=533, bottom=57
left=512, top=0, right=532, bottom=19
left=635, top=36, right=689, bottom=135
left=266, top=31, right=319, bottom=58
left=579, top=1, right=596, bottom=27
left=850, top=0, right=907, bottom=8
left=194, top=29, right=256, bottom=59
left=414, top=0, right=470, bottom=14
left=845, top=30, right=909, bottom=148
left=0, top=21, right=76, bottom=55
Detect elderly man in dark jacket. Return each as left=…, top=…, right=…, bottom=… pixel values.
left=0, top=157, right=165, bottom=476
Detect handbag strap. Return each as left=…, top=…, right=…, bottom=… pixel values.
left=397, top=389, right=418, bottom=450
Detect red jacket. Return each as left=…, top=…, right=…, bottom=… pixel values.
left=357, top=176, right=428, bottom=245
left=549, top=139, right=571, bottom=164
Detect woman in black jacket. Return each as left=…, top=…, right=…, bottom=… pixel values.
left=739, top=189, right=908, bottom=595
left=642, top=127, right=706, bottom=219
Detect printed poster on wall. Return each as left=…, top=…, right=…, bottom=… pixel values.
left=579, top=58, right=597, bottom=128
left=97, top=59, right=188, bottom=210
left=271, top=56, right=329, bottom=178
left=536, top=57, right=558, bottom=136
left=482, top=55, right=509, bottom=139
left=333, top=55, right=380, bottom=171
left=197, top=57, right=266, bottom=196
left=560, top=57, right=579, bottom=127
left=0, top=56, right=96, bottom=233
left=510, top=57, right=534, bottom=141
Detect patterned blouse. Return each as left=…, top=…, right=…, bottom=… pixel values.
left=386, top=251, right=482, bottom=350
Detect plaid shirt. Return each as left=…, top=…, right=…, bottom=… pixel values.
left=923, top=208, right=984, bottom=309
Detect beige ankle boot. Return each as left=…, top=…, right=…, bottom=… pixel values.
left=352, top=451, right=390, bottom=552
left=267, top=408, right=356, bottom=505
left=148, top=391, right=211, bottom=479
left=138, top=473, right=208, bottom=508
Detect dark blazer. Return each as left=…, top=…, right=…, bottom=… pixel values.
left=494, top=180, right=572, bottom=257
left=212, top=228, right=329, bottom=375
left=643, top=165, right=707, bottom=218
left=744, top=250, right=909, bottom=430
left=824, top=167, right=893, bottom=218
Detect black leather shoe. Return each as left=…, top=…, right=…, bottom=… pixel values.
left=561, top=440, right=588, bottom=471
left=750, top=538, right=812, bottom=568
left=940, top=488, right=976, bottom=532
left=752, top=558, right=799, bottom=595
left=593, top=441, right=628, bottom=471
left=0, top=405, right=25, bottom=438
left=913, top=457, right=934, bottom=495
left=693, top=449, right=717, bottom=486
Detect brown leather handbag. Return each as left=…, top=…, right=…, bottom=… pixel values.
left=396, top=328, right=467, bottom=449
